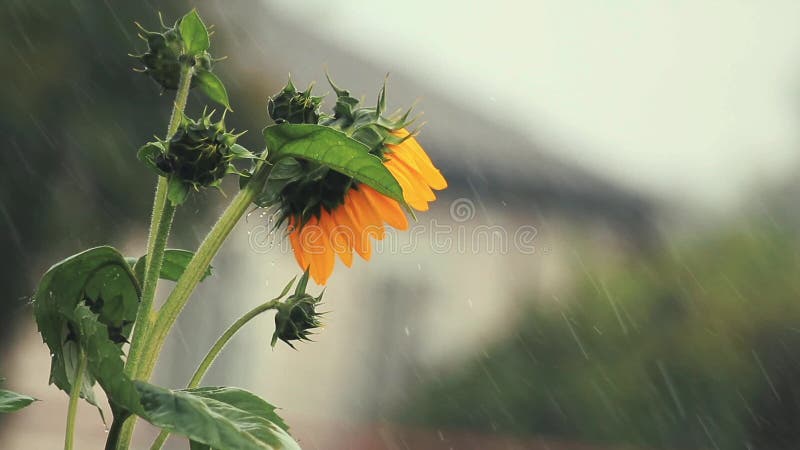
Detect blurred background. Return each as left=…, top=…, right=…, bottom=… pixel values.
left=3, top=1, right=800, bottom=449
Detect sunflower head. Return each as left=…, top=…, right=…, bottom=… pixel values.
left=259, top=75, right=447, bottom=285
left=263, top=77, right=417, bottom=227
left=133, top=15, right=213, bottom=90
left=271, top=270, right=324, bottom=349
left=268, top=78, right=324, bottom=125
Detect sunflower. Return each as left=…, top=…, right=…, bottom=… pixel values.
left=286, top=128, right=447, bottom=284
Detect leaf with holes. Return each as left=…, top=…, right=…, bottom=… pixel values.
left=32, top=246, right=140, bottom=412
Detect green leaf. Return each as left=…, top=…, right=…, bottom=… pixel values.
left=196, top=69, right=232, bottom=111
left=263, top=124, right=405, bottom=206
left=32, top=246, right=140, bottom=411
left=168, top=176, right=191, bottom=206
left=73, top=304, right=142, bottom=415
left=180, top=9, right=210, bottom=57
left=186, top=387, right=291, bottom=433
left=0, top=388, right=36, bottom=413
left=132, top=249, right=213, bottom=284
left=135, top=382, right=300, bottom=450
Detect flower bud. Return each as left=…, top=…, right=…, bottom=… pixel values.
left=271, top=270, right=324, bottom=348
left=133, top=17, right=213, bottom=90
left=268, top=78, right=324, bottom=124
left=155, top=110, right=243, bottom=187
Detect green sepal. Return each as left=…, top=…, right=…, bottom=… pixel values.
left=321, top=74, right=417, bottom=156
left=196, top=69, right=232, bottom=111
left=230, top=143, right=256, bottom=159
left=179, top=10, right=210, bottom=57
left=131, top=249, right=213, bottom=284
left=167, top=176, right=191, bottom=206
left=137, top=141, right=169, bottom=177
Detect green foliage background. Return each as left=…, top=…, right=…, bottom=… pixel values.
left=401, top=228, right=800, bottom=449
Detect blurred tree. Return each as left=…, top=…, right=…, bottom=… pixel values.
left=401, top=227, right=800, bottom=449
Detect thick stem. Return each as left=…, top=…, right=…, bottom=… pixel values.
left=64, top=352, right=88, bottom=450
left=125, top=183, right=175, bottom=378
left=116, top=62, right=193, bottom=450
left=148, top=298, right=280, bottom=450
left=137, top=160, right=270, bottom=382
left=125, top=64, right=192, bottom=378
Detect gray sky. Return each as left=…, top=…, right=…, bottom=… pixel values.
left=271, top=1, right=800, bottom=210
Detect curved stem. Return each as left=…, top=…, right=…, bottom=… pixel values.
left=137, top=160, right=271, bottom=383
left=148, top=298, right=280, bottom=450
left=188, top=298, right=280, bottom=387
left=116, top=61, right=193, bottom=450
left=64, top=351, right=88, bottom=450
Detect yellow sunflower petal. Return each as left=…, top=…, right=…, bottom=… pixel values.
left=338, top=197, right=371, bottom=260
left=390, top=129, right=448, bottom=190
left=288, top=219, right=307, bottom=270
left=321, top=208, right=353, bottom=267
left=301, top=216, right=335, bottom=285
left=348, top=189, right=386, bottom=239
left=390, top=155, right=436, bottom=201
left=387, top=163, right=430, bottom=211
left=361, top=185, right=408, bottom=230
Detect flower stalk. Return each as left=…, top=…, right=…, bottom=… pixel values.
left=136, top=160, right=270, bottom=383
left=148, top=297, right=281, bottom=450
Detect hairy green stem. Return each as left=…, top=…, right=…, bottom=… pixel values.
left=137, top=160, right=270, bottom=383
left=115, top=62, right=193, bottom=450
left=64, top=351, right=87, bottom=450
left=125, top=63, right=192, bottom=378
left=125, top=182, right=176, bottom=378
left=148, top=298, right=280, bottom=450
